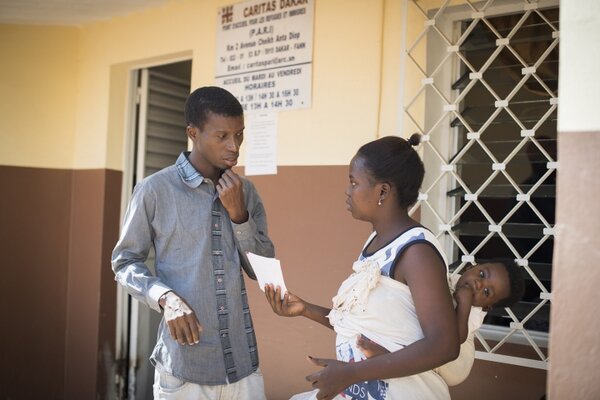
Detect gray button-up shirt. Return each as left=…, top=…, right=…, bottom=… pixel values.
left=112, top=152, right=275, bottom=385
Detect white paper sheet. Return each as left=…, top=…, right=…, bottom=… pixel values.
left=244, top=112, right=278, bottom=176
left=246, top=252, right=287, bottom=299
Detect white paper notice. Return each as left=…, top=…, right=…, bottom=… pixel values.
left=246, top=252, right=287, bottom=299
left=245, top=112, right=277, bottom=176
left=215, top=0, right=314, bottom=112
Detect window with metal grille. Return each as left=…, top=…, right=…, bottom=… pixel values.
left=402, top=0, right=558, bottom=369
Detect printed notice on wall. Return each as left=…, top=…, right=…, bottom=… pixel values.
left=216, top=0, right=314, bottom=112
left=245, top=112, right=278, bottom=176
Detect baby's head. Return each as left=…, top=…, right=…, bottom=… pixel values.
left=457, top=259, right=525, bottom=310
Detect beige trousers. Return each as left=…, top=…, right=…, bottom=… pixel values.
left=153, top=369, right=266, bottom=400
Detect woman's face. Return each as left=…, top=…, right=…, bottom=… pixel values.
left=345, top=156, right=380, bottom=221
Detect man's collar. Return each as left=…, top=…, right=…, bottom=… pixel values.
left=175, top=152, right=205, bottom=188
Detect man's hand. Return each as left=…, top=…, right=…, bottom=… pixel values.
left=160, top=292, right=203, bottom=345
left=305, top=356, right=353, bottom=400
left=216, top=169, right=248, bottom=224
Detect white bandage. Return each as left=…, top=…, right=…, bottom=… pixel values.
left=163, top=292, right=193, bottom=321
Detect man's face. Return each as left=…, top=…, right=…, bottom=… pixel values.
left=187, top=112, right=244, bottom=173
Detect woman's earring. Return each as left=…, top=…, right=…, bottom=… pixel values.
left=378, top=197, right=383, bottom=206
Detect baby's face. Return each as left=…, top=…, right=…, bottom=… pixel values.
left=456, top=263, right=510, bottom=309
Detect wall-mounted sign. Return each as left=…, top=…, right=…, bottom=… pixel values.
left=216, top=0, right=314, bottom=112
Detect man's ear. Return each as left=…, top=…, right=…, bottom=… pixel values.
left=186, top=125, right=197, bottom=141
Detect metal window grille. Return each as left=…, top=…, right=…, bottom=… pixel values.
left=402, top=0, right=558, bottom=369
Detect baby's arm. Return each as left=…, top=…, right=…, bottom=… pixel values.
left=454, top=285, right=474, bottom=344
left=356, top=335, right=389, bottom=358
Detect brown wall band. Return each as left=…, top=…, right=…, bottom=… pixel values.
left=0, top=164, right=547, bottom=399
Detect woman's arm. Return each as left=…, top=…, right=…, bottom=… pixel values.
left=306, top=244, right=460, bottom=398
left=264, top=284, right=333, bottom=329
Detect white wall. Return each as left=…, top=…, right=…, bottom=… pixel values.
left=557, top=0, right=600, bottom=132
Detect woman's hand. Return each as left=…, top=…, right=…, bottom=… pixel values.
left=305, top=356, right=353, bottom=400
left=264, top=284, right=307, bottom=317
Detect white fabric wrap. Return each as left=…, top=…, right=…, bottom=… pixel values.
left=331, top=259, right=381, bottom=313
left=327, top=259, right=450, bottom=399
left=328, top=258, right=428, bottom=354
left=434, top=274, right=487, bottom=386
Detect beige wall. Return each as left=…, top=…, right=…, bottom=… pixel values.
left=0, top=0, right=406, bottom=171
left=0, top=25, right=79, bottom=168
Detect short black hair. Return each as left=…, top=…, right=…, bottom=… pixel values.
left=356, top=133, right=424, bottom=209
left=184, top=86, right=243, bottom=130
left=490, top=258, right=526, bottom=308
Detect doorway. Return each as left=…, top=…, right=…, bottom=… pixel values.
left=117, top=59, right=192, bottom=400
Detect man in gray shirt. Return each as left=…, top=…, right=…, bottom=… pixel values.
left=112, top=86, right=275, bottom=399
